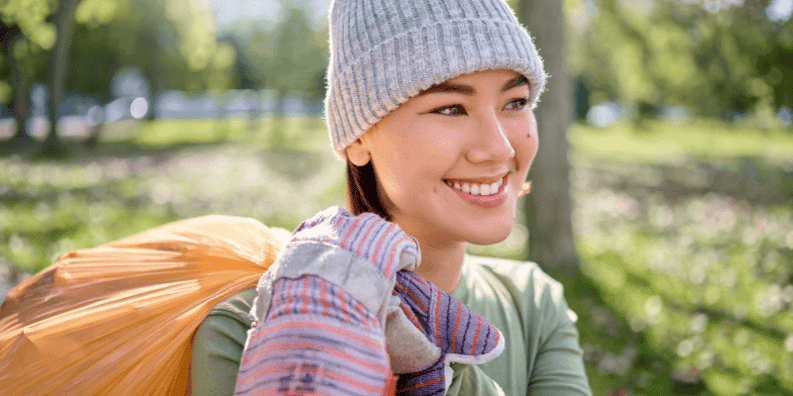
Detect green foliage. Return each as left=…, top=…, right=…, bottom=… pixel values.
left=1, top=0, right=125, bottom=107
left=0, top=0, right=56, bottom=50
left=225, top=6, right=327, bottom=98
left=236, top=23, right=272, bottom=89
left=569, top=0, right=793, bottom=117
left=62, top=0, right=128, bottom=100
left=1, top=0, right=236, bottom=104
left=0, top=0, right=53, bottom=105
left=3, top=118, right=792, bottom=395
left=66, top=21, right=120, bottom=99
left=8, top=32, right=49, bottom=85
left=74, top=0, right=119, bottom=27
left=0, top=81, right=11, bottom=103
left=100, top=0, right=235, bottom=95
left=269, top=8, right=326, bottom=97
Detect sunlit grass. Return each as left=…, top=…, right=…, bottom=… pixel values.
left=131, top=116, right=329, bottom=152
left=571, top=120, right=793, bottom=165
left=574, top=172, right=793, bottom=395
left=2, top=117, right=792, bottom=395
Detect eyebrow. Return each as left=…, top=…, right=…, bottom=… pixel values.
left=502, top=75, right=529, bottom=92
left=415, top=75, right=529, bottom=97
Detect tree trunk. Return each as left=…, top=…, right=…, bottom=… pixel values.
left=215, top=93, right=230, bottom=142
left=248, top=91, right=263, bottom=136
left=518, top=0, right=580, bottom=274
left=1, top=27, right=34, bottom=147
left=84, top=92, right=108, bottom=150
left=43, top=0, right=81, bottom=156
left=9, top=46, right=33, bottom=146
left=270, top=89, right=287, bottom=146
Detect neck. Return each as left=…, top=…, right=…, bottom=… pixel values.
left=411, top=238, right=467, bottom=293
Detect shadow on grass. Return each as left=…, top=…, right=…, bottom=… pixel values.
left=0, top=137, right=326, bottom=178
left=581, top=155, right=793, bottom=207
left=4, top=124, right=792, bottom=394
left=575, top=246, right=792, bottom=395
left=554, top=271, right=709, bottom=396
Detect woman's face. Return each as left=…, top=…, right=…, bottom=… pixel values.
left=349, top=69, right=538, bottom=246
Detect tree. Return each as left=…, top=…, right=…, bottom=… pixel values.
left=219, top=29, right=267, bottom=132
left=569, top=0, right=790, bottom=121
left=266, top=6, right=326, bottom=142
left=1, top=0, right=55, bottom=146
left=43, top=0, right=81, bottom=155
left=2, top=0, right=122, bottom=152
left=70, top=0, right=232, bottom=144
left=1, top=23, right=33, bottom=146
left=1, top=0, right=234, bottom=152
left=518, top=0, right=580, bottom=273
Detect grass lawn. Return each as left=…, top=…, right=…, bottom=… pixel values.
left=570, top=119, right=793, bottom=165
left=131, top=117, right=331, bottom=152
left=2, top=117, right=792, bottom=395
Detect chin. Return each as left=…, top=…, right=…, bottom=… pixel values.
left=461, top=222, right=514, bottom=246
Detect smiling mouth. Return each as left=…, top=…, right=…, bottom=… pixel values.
left=443, top=177, right=505, bottom=196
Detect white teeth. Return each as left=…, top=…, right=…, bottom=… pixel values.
left=446, top=178, right=504, bottom=196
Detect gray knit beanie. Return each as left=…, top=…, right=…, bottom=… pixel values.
left=325, top=0, right=546, bottom=159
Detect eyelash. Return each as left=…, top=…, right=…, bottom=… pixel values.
left=431, top=98, right=529, bottom=116
left=506, top=98, right=529, bottom=111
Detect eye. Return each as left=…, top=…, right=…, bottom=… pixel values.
left=430, top=104, right=467, bottom=116
left=505, top=98, right=529, bottom=111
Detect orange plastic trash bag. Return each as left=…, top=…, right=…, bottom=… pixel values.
left=0, top=215, right=286, bottom=395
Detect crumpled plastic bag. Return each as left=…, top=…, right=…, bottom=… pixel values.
left=0, top=215, right=287, bottom=395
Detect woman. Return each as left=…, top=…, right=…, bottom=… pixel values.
left=190, top=0, right=591, bottom=395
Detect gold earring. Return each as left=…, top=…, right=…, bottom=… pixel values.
left=517, top=181, right=532, bottom=197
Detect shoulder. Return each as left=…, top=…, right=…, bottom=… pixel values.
left=205, top=287, right=257, bottom=328
left=191, top=288, right=257, bottom=395
left=465, top=256, right=567, bottom=304
left=192, top=288, right=256, bottom=362
left=458, top=256, right=588, bottom=394
left=463, top=255, right=577, bottom=325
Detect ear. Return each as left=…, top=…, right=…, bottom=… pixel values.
left=346, top=138, right=371, bottom=166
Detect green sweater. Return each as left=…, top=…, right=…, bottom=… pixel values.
left=189, top=256, right=592, bottom=395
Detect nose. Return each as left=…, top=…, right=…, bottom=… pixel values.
left=465, top=112, right=515, bottom=164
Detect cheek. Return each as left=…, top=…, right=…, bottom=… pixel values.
left=509, top=121, right=539, bottom=175
left=525, top=133, right=539, bottom=166
left=370, top=149, right=422, bottom=208
left=370, top=138, right=458, bottom=212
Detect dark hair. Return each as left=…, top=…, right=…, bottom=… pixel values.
left=346, top=160, right=391, bottom=221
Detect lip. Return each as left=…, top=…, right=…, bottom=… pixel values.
left=445, top=175, right=509, bottom=208
left=444, top=174, right=507, bottom=185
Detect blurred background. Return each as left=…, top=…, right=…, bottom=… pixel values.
left=1, top=0, right=792, bottom=394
